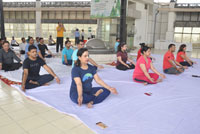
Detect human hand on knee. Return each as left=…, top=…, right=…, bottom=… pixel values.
left=177, top=68, right=184, bottom=72
left=160, top=74, right=166, bottom=79
left=77, top=96, right=83, bottom=106
left=149, top=78, right=155, bottom=83
left=21, top=85, right=26, bottom=92
left=55, top=76, right=60, bottom=84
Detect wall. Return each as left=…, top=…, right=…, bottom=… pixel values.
left=134, top=2, right=150, bottom=47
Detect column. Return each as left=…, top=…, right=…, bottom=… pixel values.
left=165, top=1, right=176, bottom=41
left=36, top=0, right=41, bottom=37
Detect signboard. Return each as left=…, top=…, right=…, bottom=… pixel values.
left=91, top=0, right=121, bottom=18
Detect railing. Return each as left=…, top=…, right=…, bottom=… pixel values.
left=3, top=2, right=36, bottom=7
left=3, top=1, right=91, bottom=8
left=41, top=1, right=90, bottom=7
left=175, top=3, right=200, bottom=8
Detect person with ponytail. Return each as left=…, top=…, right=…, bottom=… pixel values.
left=176, top=44, right=196, bottom=67
left=116, top=43, right=136, bottom=71
left=133, top=46, right=166, bottom=85
left=70, top=48, right=118, bottom=108
left=137, top=43, right=145, bottom=60
left=137, top=43, right=155, bottom=61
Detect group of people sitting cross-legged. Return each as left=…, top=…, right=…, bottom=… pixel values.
left=164, top=44, right=186, bottom=74
left=0, top=36, right=61, bottom=91
left=114, top=42, right=196, bottom=86
left=0, top=35, right=198, bottom=109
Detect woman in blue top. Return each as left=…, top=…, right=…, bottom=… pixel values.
left=70, top=48, right=118, bottom=108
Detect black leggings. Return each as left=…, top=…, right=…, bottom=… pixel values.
left=2, top=63, right=22, bottom=71
left=56, top=37, right=63, bottom=52
left=180, top=61, right=193, bottom=67
left=116, top=64, right=135, bottom=71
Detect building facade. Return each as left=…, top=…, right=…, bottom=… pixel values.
left=3, top=1, right=97, bottom=41
left=154, top=1, right=200, bottom=49
left=2, top=0, right=198, bottom=49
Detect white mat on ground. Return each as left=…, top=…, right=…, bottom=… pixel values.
left=1, top=54, right=200, bottom=134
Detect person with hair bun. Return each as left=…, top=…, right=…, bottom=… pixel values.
left=116, top=43, right=136, bottom=71
left=176, top=44, right=196, bottom=67
left=133, top=46, right=165, bottom=85
left=70, top=48, right=118, bottom=108
left=137, top=43, right=145, bottom=61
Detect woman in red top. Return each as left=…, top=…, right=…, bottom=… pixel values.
left=133, top=46, right=166, bottom=85
left=176, top=44, right=196, bottom=67
left=116, top=43, right=136, bottom=71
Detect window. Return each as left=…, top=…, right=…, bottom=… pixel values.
left=175, top=27, right=183, bottom=33
left=183, top=27, right=192, bottom=33
left=182, top=34, right=191, bottom=43
left=191, top=34, right=200, bottom=43
left=192, top=27, right=200, bottom=33
left=174, top=34, right=182, bottom=43
left=5, top=23, right=36, bottom=40
left=174, top=27, right=200, bottom=43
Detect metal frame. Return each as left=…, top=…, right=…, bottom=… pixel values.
left=120, top=0, right=127, bottom=43
left=0, top=0, right=5, bottom=38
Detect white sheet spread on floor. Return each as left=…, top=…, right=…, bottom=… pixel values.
left=1, top=54, right=200, bottom=134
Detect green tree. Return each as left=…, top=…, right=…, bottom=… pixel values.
left=116, top=0, right=121, bottom=11
left=110, top=6, right=116, bottom=17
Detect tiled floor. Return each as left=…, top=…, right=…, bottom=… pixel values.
left=0, top=48, right=200, bottom=134
left=0, top=81, right=95, bottom=134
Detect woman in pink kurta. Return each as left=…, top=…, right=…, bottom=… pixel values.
left=133, top=46, right=166, bottom=85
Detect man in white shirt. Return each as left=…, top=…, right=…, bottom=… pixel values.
left=20, top=37, right=26, bottom=54
left=11, top=36, right=19, bottom=46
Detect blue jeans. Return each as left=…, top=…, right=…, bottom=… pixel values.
left=62, top=60, right=72, bottom=65
left=25, top=74, right=54, bottom=89
left=70, top=87, right=110, bottom=105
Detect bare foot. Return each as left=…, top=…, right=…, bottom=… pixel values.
left=29, top=80, right=39, bottom=85
left=143, top=82, right=148, bottom=86
left=87, top=101, right=93, bottom=108
left=42, top=83, right=49, bottom=86
left=94, top=89, right=103, bottom=97
left=156, top=79, right=163, bottom=83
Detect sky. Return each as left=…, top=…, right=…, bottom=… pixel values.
left=2, top=0, right=200, bottom=3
